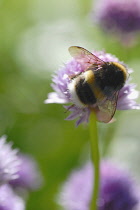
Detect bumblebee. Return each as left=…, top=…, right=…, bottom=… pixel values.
left=68, top=46, right=128, bottom=123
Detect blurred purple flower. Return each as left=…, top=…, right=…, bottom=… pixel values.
left=0, top=135, right=20, bottom=185
left=45, top=51, right=140, bottom=126
left=0, top=184, right=25, bottom=210
left=93, top=0, right=140, bottom=43
left=9, top=154, right=43, bottom=191
left=0, top=135, right=43, bottom=209
left=58, top=161, right=139, bottom=210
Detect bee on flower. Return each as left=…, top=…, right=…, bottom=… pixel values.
left=45, top=46, right=140, bottom=126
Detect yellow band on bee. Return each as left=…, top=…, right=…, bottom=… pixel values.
left=84, top=70, right=95, bottom=84
left=84, top=70, right=104, bottom=99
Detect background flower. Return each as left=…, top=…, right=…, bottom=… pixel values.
left=0, top=135, right=20, bottom=185
left=0, top=135, right=43, bottom=209
left=0, top=184, right=25, bottom=210
left=45, top=51, right=140, bottom=125
left=9, top=154, right=43, bottom=190
left=93, top=0, right=140, bottom=44
left=59, top=161, right=139, bottom=210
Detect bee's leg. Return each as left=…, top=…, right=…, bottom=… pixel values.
left=68, top=72, right=81, bottom=79
left=69, top=74, right=75, bottom=79
left=64, top=104, right=75, bottom=113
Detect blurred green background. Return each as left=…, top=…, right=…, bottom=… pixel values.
left=0, top=0, right=140, bottom=209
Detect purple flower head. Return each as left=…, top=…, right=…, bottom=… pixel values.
left=93, top=0, right=140, bottom=42
left=9, top=154, right=43, bottom=191
left=0, top=136, right=20, bottom=185
left=45, top=49, right=140, bottom=126
left=0, top=184, right=25, bottom=210
left=58, top=161, right=139, bottom=210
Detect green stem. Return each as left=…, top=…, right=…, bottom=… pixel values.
left=89, top=111, right=100, bottom=210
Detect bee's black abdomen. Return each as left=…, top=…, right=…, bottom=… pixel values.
left=76, top=78, right=96, bottom=105
left=94, top=62, right=126, bottom=96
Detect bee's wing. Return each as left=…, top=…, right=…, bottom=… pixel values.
left=68, top=46, right=105, bottom=65
left=96, top=92, right=119, bottom=123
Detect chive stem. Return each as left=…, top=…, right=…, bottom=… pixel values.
left=89, top=111, right=100, bottom=210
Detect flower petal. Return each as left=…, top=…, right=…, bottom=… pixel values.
left=44, top=92, right=68, bottom=104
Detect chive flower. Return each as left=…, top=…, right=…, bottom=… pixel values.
left=45, top=50, right=139, bottom=126
left=9, top=154, right=43, bottom=190
left=0, top=135, right=20, bottom=185
left=58, top=161, right=139, bottom=210
left=0, top=184, right=25, bottom=210
left=0, top=135, right=43, bottom=209
left=92, top=0, right=140, bottom=43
